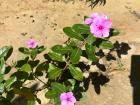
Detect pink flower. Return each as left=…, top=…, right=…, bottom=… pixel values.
left=27, top=39, right=38, bottom=48
left=60, top=92, right=76, bottom=105
left=84, top=18, right=93, bottom=25
left=84, top=13, right=112, bottom=38
left=84, top=13, right=99, bottom=25
left=90, top=16, right=112, bottom=38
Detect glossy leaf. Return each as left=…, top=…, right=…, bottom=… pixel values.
left=70, top=47, right=82, bottom=64
left=0, top=58, right=6, bottom=75
left=37, top=46, right=46, bottom=54
left=63, top=27, right=84, bottom=41
left=48, top=64, right=61, bottom=80
left=12, top=71, right=29, bottom=80
left=31, top=49, right=38, bottom=60
left=111, top=29, right=120, bottom=36
left=69, top=64, right=83, bottom=81
left=0, top=83, right=4, bottom=93
left=86, top=34, right=96, bottom=44
left=0, top=74, right=4, bottom=83
left=21, top=64, right=32, bottom=73
left=5, top=76, right=17, bottom=89
left=84, top=16, right=89, bottom=20
left=85, top=43, right=97, bottom=61
left=68, top=39, right=78, bottom=47
left=19, top=47, right=30, bottom=54
left=99, top=40, right=114, bottom=49
left=72, top=24, right=90, bottom=34
left=28, top=60, right=39, bottom=68
left=48, top=51, right=65, bottom=62
left=15, top=57, right=29, bottom=68
left=65, top=79, right=76, bottom=91
left=51, top=45, right=72, bottom=54
left=51, top=82, right=66, bottom=93
left=36, top=62, right=48, bottom=71
left=45, top=83, right=66, bottom=99
left=0, top=46, right=13, bottom=60
left=54, top=97, right=61, bottom=105
left=45, top=90, right=59, bottom=99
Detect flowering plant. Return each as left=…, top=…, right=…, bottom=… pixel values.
left=0, top=13, right=122, bottom=105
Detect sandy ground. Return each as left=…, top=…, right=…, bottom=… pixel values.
left=0, top=0, right=140, bottom=105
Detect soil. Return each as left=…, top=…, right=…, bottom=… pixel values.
left=0, top=0, right=140, bottom=105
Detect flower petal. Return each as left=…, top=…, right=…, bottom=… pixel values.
left=67, top=101, right=75, bottom=105
left=61, top=100, right=68, bottom=105
left=70, top=97, right=76, bottom=103
left=90, top=24, right=102, bottom=38
left=27, top=39, right=38, bottom=48
left=102, top=28, right=110, bottom=37
left=32, top=42, right=38, bottom=48
left=103, top=20, right=112, bottom=29
left=66, top=92, right=73, bottom=98
left=90, top=13, right=99, bottom=19
left=60, top=93, right=67, bottom=101
left=85, top=18, right=93, bottom=25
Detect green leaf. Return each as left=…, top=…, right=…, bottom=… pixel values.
left=65, top=79, right=76, bottom=91
left=48, top=64, right=61, bottom=80
left=31, top=49, right=38, bottom=60
left=45, top=83, right=66, bottom=99
left=45, top=90, right=59, bottom=99
left=86, top=34, right=96, bottom=44
left=51, top=82, right=66, bottom=93
left=12, top=71, right=28, bottom=80
left=0, top=58, right=6, bottom=75
left=99, top=40, right=114, bottom=49
left=111, top=29, right=120, bottom=36
left=21, top=64, right=32, bottom=73
left=68, top=39, right=79, bottom=47
left=27, top=100, right=36, bottom=105
left=0, top=74, right=4, bottom=83
left=35, top=62, right=48, bottom=76
left=28, top=60, right=39, bottom=68
left=68, top=64, right=83, bottom=81
left=48, top=51, right=65, bottom=62
left=0, top=83, right=4, bottom=93
left=70, top=47, right=82, bottom=64
left=85, top=43, right=97, bottom=61
left=19, top=47, right=30, bottom=54
left=36, top=62, right=48, bottom=71
left=63, top=27, right=84, bottom=41
left=15, top=57, right=29, bottom=68
left=51, top=45, right=72, bottom=54
left=0, top=46, right=13, bottom=60
left=5, top=76, right=17, bottom=89
left=84, top=16, right=89, bottom=20
left=72, top=24, right=90, bottom=34
left=37, top=46, right=46, bottom=54
left=54, top=97, right=61, bottom=105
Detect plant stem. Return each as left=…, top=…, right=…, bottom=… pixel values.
left=33, top=74, right=47, bottom=85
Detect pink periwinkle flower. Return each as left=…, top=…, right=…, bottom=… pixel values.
left=90, top=16, right=112, bottom=38
left=60, top=92, right=76, bottom=105
left=27, top=39, right=38, bottom=48
left=84, top=13, right=99, bottom=25
left=85, top=13, right=112, bottom=38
